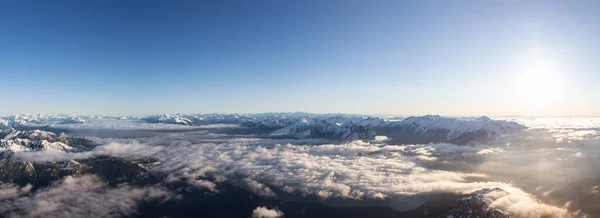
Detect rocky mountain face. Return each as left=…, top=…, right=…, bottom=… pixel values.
left=444, top=188, right=510, bottom=218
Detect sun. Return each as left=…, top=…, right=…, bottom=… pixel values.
left=513, top=49, right=565, bottom=114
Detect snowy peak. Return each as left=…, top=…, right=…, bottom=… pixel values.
left=390, top=115, right=526, bottom=141
left=269, top=117, right=377, bottom=141
left=2, top=113, right=528, bottom=144
left=0, top=114, right=95, bottom=126
left=0, top=118, right=9, bottom=129
left=142, top=114, right=195, bottom=126
left=0, top=130, right=74, bottom=152
left=60, top=116, right=86, bottom=124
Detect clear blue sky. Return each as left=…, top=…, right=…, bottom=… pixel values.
left=0, top=0, right=598, bottom=116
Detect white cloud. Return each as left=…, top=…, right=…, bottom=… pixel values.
left=51, top=119, right=196, bottom=130
left=154, top=140, right=508, bottom=201
left=0, top=183, right=31, bottom=201
left=244, top=179, right=277, bottom=198
left=489, top=186, right=570, bottom=218
left=0, top=175, right=175, bottom=218
left=401, top=143, right=503, bottom=158
left=11, top=142, right=163, bottom=162
left=373, top=135, right=390, bottom=142
left=251, top=206, right=283, bottom=218
left=146, top=133, right=576, bottom=217
left=5, top=118, right=590, bottom=218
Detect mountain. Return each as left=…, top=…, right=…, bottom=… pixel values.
left=444, top=187, right=509, bottom=218
left=269, top=118, right=378, bottom=141
left=0, top=118, right=9, bottom=128
left=377, top=115, right=526, bottom=144
left=0, top=129, right=149, bottom=188
left=1, top=129, right=96, bottom=152
left=143, top=114, right=196, bottom=125
left=1, top=114, right=90, bottom=126
left=3, top=113, right=527, bottom=144
left=59, top=116, right=86, bottom=124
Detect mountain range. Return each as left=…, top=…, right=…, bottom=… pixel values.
left=2, top=113, right=526, bottom=144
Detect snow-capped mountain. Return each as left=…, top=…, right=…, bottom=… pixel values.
left=0, top=119, right=17, bottom=140
left=270, top=117, right=377, bottom=141
left=0, top=118, right=9, bottom=129
left=1, top=114, right=90, bottom=126
left=139, top=113, right=386, bottom=141
left=0, top=129, right=148, bottom=189
left=59, top=116, right=86, bottom=124
left=390, top=115, right=525, bottom=139
left=377, top=115, right=526, bottom=144
left=143, top=114, right=196, bottom=125
left=1, top=130, right=82, bottom=152
left=2, top=113, right=527, bottom=144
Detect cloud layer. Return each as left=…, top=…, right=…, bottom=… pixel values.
left=4, top=116, right=599, bottom=218
left=11, top=142, right=163, bottom=162
left=0, top=175, right=175, bottom=218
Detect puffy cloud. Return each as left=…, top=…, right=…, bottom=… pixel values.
left=144, top=130, right=578, bottom=217
left=0, top=175, right=175, bottom=218
left=373, top=135, right=390, bottom=142
left=154, top=140, right=506, bottom=200
left=487, top=186, right=572, bottom=218
left=251, top=206, right=284, bottom=218
left=0, top=183, right=31, bottom=201
left=244, top=179, right=277, bottom=198
left=401, top=143, right=503, bottom=158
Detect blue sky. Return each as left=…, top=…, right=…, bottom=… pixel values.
left=0, top=0, right=598, bottom=116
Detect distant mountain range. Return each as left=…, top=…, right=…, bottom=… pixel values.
left=1, top=113, right=526, bottom=144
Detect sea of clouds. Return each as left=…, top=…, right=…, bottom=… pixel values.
left=1, top=117, right=599, bottom=217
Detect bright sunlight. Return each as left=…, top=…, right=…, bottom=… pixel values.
left=513, top=48, right=565, bottom=114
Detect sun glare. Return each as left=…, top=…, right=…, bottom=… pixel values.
left=513, top=49, right=565, bottom=114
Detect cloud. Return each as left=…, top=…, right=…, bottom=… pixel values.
left=0, top=175, right=175, bottom=218
left=6, top=119, right=593, bottom=217
left=51, top=119, right=196, bottom=130
left=143, top=130, right=578, bottom=216
left=373, top=135, right=390, bottom=142
left=401, top=143, right=503, bottom=159
left=0, top=183, right=31, bottom=201
left=244, top=179, right=277, bottom=198
left=154, top=139, right=507, bottom=201
left=486, top=186, right=572, bottom=218
left=251, top=206, right=283, bottom=218
left=11, top=142, right=163, bottom=162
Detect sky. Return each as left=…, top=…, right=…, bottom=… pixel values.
left=0, top=0, right=598, bottom=116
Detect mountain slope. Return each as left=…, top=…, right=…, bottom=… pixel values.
left=377, top=115, right=526, bottom=144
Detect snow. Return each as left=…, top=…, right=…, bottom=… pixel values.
left=1, top=130, right=74, bottom=152
left=390, top=115, right=526, bottom=140
left=1, top=113, right=528, bottom=143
